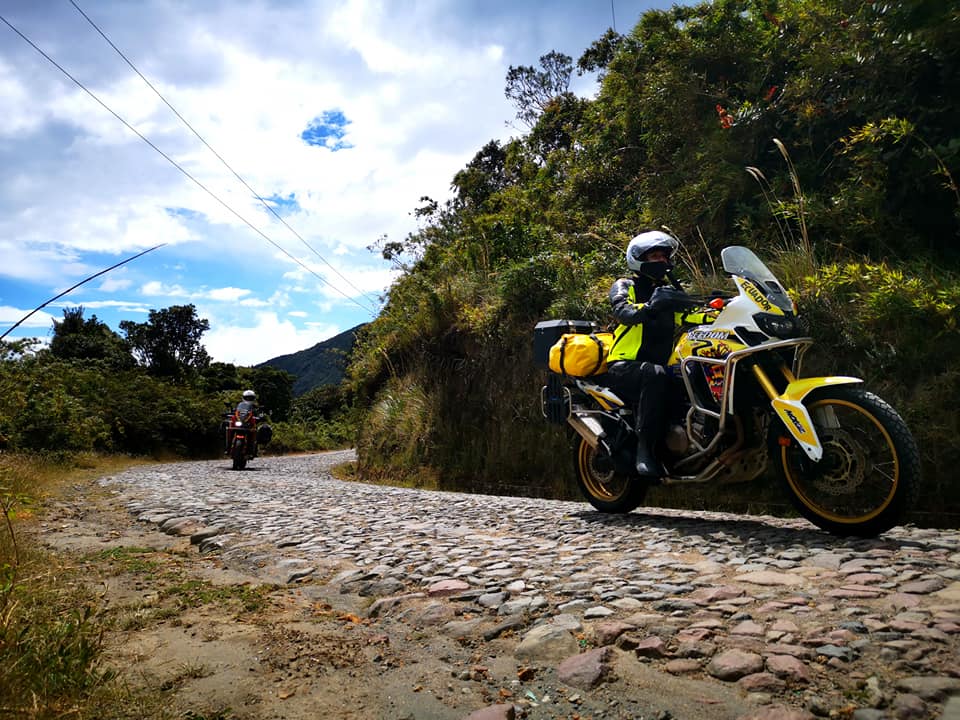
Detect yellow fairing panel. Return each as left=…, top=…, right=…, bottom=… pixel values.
left=780, top=376, right=862, bottom=402
left=773, top=376, right=862, bottom=460
left=670, top=331, right=746, bottom=366
left=585, top=387, right=624, bottom=410
left=771, top=398, right=821, bottom=460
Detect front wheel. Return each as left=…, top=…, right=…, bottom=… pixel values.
left=574, top=437, right=648, bottom=513
left=770, top=386, right=920, bottom=537
left=231, top=438, right=247, bottom=471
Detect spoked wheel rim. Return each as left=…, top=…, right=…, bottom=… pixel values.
left=577, top=440, right=630, bottom=502
left=780, top=398, right=899, bottom=524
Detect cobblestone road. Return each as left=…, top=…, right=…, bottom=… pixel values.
left=100, top=451, right=960, bottom=719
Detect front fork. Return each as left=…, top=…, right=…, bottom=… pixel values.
left=750, top=362, right=861, bottom=461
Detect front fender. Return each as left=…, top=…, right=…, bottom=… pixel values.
left=771, top=376, right=862, bottom=461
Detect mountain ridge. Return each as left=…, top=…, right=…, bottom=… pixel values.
left=257, top=323, right=364, bottom=396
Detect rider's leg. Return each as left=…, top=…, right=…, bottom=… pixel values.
left=634, top=362, right=668, bottom=478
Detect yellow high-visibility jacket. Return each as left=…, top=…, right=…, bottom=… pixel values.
left=607, top=278, right=715, bottom=364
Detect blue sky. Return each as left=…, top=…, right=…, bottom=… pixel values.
left=0, top=0, right=673, bottom=365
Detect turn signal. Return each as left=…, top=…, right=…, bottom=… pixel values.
left=709, top=297, right=726, bottom=310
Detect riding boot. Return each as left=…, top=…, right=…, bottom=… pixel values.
left=634, top=363, right=668, bottom=478
left=634, top=438, right=662, bottom=478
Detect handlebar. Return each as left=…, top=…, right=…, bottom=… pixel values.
left=660, top=270, right=735, bottom=310
left=665, top=268, right=684, bottom=292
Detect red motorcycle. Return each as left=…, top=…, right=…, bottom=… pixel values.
left=223, top=404, right=271, bottom=470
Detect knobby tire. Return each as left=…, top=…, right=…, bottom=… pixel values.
left=574, top=437, right=648, bottom=513
left=771, top=386, right=920, bottom=537
left=231, top=438, right=246, bottom=471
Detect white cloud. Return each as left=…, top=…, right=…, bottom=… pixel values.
left=203, top=310, right=340, bottom=366
left=141, top=281, right=189, bottom=297
left=0, top=241, right=87, bottom=284
left=207, top=287, right=251, bottom=302
left=98, top=276, right=133, bottom=292
left=0, top=305, right=55, bottom=328
left=52, top=299, right=150, bottom=313
left=0, top=59, right=41, bottom=136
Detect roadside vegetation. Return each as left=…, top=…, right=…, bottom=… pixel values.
left=0, top=452, right=289, bottom=719
left=346, top=0, right=960, bottom=524
left=0, top=304, right=357, bottom=460
left=0, top=454, right=142, bottom=719
left=0, top=312, right=354, bottom=716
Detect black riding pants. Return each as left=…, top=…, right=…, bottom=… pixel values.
left=604, top=360, right=668, bottom=446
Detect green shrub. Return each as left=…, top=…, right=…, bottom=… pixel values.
left=267, top=418, right=356, bottom=454
left=797, top=261, right=960, bottom=381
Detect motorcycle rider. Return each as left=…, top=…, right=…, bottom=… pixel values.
left=224, top=389, right=259, bottom=456
left=237, top=389, right=257, bottom=415
left=605, top=231, right=710, bottom=478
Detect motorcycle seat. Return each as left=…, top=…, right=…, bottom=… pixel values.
left=575, top=378, right=627, bottom=408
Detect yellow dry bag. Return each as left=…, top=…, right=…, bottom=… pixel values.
left=548, top=332, right=613, bottom=377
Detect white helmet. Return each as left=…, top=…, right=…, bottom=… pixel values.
left=242, top=389, right=256, bottom=401
left=626, top=231, right=679, bottom=273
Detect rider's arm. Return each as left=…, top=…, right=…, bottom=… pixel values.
left=678, top=308, right=718, bottom=326
left=609, top=278, right=657, bottom=326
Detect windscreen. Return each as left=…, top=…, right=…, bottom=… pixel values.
left=721, top=246, right=794, bottom=312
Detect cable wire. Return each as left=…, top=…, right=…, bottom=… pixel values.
left=0, top=244, right=165, bottom=341
left=68, top=0, right=380, bottom=315
left=0, top=11, right=378, bottom=317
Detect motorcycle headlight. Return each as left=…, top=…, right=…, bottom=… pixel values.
left=753, top=312, right=799, bottom=339
left=234, top=421, right=243, bottom=427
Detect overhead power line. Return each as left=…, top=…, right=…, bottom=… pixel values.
left=68, top=0, right=380, bottom=314
left=0, top=11, right=378, bottom=318
left=0, top=244, right=165, bottom=341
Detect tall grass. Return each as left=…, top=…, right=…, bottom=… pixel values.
left=0, top=453, right=149, bottom=719
left=746, top=138, right=819, bottom=286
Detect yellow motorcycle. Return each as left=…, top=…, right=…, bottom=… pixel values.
left=535, top=246, right=920, bottom=537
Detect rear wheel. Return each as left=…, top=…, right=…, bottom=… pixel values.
left=231, top=438, right=246, bottom=471
left=771, top=386, right=919, bottom=537
left=574, top=437, right=647, bottom=513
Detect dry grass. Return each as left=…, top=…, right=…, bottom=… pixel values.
left=0, top=452, right=174, bottom=720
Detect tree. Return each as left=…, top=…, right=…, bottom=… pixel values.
left=50, top=306, right=133, bottom=368
left=291, top=384, right=348, bottom=423
left=239, top=365, right=294, bottom=421
left=576, top=28, right=624, bottom=76
left=199, top=362, right=242, bottom=394
left=452, top=140, right=509, bottom=209
left=526, top=93, right=589, bottom=164
left=505, top=51, right=573, bottom=128
left=0, top=338, right=41, bottom=361
left=120, top=304, right=211, bottom=379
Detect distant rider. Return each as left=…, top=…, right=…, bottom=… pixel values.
left=236, top=389, right=257, bottom=416
left=224, top=389, right=259, bottom=456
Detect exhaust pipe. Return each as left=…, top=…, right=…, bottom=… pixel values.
left=567, top=413, right=605, bottom=449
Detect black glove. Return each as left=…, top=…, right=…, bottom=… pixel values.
left=646, top=286, right=690, bottom=312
